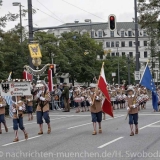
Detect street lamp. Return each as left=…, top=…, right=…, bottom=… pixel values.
left=12, top=2, right=23, bottom=53
left=127, top=53, right=131, bottom=85
left=84, top=19, right=92, bottom=38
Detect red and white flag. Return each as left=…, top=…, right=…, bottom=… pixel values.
left=98, top=63, right=114, bottom=117
left=23, top=70, right=32, bottom=81
left=48, top=69, right=53, bottom=92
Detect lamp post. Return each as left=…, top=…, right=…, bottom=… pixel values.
left=84, top=19, right=92, bottom=38
left=116, top=42, right=120, bottom=85
left=127, top=53, right=131, bottom=85
left=12, top=2, right=22, bottom=49
left=134, top=0, right=140, bottom=84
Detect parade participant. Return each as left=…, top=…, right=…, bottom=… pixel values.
left=61, top=82, right=70, bottom=112
left=126, top=87, right=139, bottom=136
left=73, top=87, right=82, bottom=113
left=116, top=88, right=122, bottom=109
left=110, top=86, right=117, bottom=110
left=80, top=87, right=86, bottom=112
left=35, top=81, right=51, bottom=134
left=12, top=96, right=28, bottom=142
left=89, top=83, right=102, bottom=135
left=26, top=95, right=34, bottom=121
left=0, top=95, right=8, bottom=134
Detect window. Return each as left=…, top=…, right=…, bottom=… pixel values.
left=144, top=41, right=147, bottom=46
left=121, top=41, right=125, bottom=47
left=111, top=52, right=115, bottom=56
left=143, top=30, right=147, bottom=36
left=82, top=31, right=87, bottom=35
left=128, top=31, right=132, bottom=37
left=98, top=31, right=102, bottom=38
left=116, top=52, right=119, bottom=56
left=129, top=41, right=132, bottom=47
left=106, top=42, right=110, bottom=47
left=129, top=52, right=133, bottom=57
left=122, top=52, right=125, bottom=56
left=116, top=41, right=119, bottom=47
left=91, top=31, right=94, bottom=38
left=121, top=31, right=124, bottom=37
left=111, top=42, right=114, bottom=47
left=110, top=31, right=114, bottom=37
left=144, top=51, right=147, bottom=58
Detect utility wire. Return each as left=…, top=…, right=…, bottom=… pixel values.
left=33, top=6, right=64, bottom=23
left=36, top=0, right=65, bottom=23
left=61, top=0, right=106, bottom=21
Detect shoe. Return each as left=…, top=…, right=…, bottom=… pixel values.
left=81, top=110, right=84, bottom=112
left=75, top=110, right=80, bottom=113
left=0, top=131, right=2, bottom=134
left=13, top=137, right=19, bottom=142
left=5, top=127, right=8, bottom=132
left=135, top=128, right=138, bottom=134
left=47, top=128, right=51, bottom=134
left=99, top=129, right=102, bottom=133
left=130, top=131, right=134, bottom=136
left=63, top=110, right=69, bottom=112
left=92, top=131, right=97, bottom=135
left=24, top=133, right=28, bottom=140
left=38, top=131, right=43, bottom=135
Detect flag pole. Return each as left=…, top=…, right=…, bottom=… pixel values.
left=92, top=62, right=104, bottom=105
left=139, top=60, right=149, bottom=84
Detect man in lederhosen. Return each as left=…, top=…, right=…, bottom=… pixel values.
left=35, top=81, right=51, bottom=134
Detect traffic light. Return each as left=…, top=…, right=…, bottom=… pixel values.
left=109, top=15, right=116, bottom=31
left=54, top=64, right=60, bottom=73
left=50, top=64, right=55, bottom=77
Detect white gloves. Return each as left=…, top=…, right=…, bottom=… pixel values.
left=40, top=97, right=45, bottom=101
left=96, top=96, right=100, bottom=100
left=127, top=107, right=130, bottom=111
left=89, top=101, right=93, bottom=105
left=0, top=104, right=3, bottom=107
left=19, top=106, right=23, bottom=110
left=37, top=90, right=42, bottom=98
left=132, top=104, right=137, bottom=108
left=13, top=108, right=16, bottom=113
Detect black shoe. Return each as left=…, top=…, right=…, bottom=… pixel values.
left=63, top=110, right=68, bottom=112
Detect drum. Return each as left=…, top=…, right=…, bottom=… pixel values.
left=74, top=97, right=85, bottom=103
left=143, top=95, right=149, bottom=102
left=136, top=96, right=143, bottom=104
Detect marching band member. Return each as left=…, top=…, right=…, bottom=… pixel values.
left=73, top=87, right=82, bottom=113
left=12, top=96, right=28, bottom=142
left=0, top=95, right=8, bottom=134
left=35, top=81, right=51, bottom=135
left=126, top=87, right=139, bottom=136
left=26, top=95, right=34, bottom=121
left=110, top=86, right=117, bottom=110
left=89, top=83, right=103, bottom=135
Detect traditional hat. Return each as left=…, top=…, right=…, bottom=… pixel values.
left=90, top=83, right=97, bottom=88
left=35, top=80, right=44, bottom=88
left=127, top=86, right=134, bottom=92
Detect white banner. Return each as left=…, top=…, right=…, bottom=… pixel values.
left=0, top=82, right=31, bottom=96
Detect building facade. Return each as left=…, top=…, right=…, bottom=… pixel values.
left=47, top=20, right=160, bottom=83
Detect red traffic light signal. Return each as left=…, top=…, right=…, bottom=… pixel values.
left=109, top=15, right=116, bottom=31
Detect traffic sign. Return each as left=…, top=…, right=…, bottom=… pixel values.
left=134, top=71, right=140, bottom=80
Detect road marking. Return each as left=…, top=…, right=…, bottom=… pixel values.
left=67, top=115, right=124, bottom=129
left=139, top=120, right=160, bottom=130
left=2, top=135, right=42, bottom=147
left=98, top=137, right=124, bottom=149
left=2, top=117, right=69, bottom=129
left=147, top=125, right=160, bottom=128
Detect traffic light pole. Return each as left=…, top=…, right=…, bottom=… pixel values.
left=134, top=0, right=140, bottom=84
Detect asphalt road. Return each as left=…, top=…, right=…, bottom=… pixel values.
left=0, top=101, right=160, bottom=160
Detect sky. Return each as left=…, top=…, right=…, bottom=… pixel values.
left=1, top=0, right=135, bottom=31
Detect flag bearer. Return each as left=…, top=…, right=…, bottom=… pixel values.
left=89, top=83, right=102, bottom=135
left=0, top=95, right=8, bottom=134
left=12, top=96, right=28, bottom=142
left=126, top=87, right=139, bottom=136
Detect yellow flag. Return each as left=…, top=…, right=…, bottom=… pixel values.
left=28, top=43, right=42, bottom=58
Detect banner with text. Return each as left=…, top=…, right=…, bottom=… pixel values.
left=0, top=82, right=31, bottom=96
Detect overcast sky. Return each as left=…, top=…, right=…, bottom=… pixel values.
left=1, top=0, right=135, bottom=31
